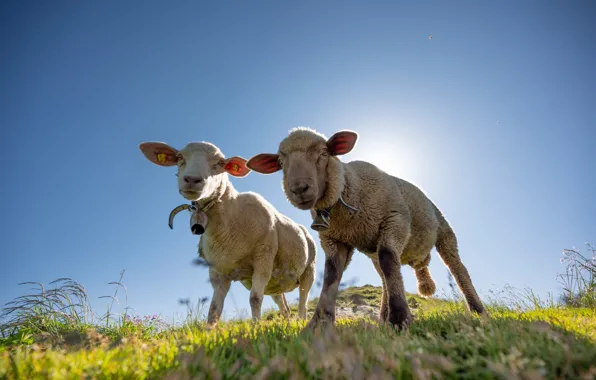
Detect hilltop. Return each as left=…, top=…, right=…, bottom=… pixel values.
left=1, top=284, right=595, bottom=379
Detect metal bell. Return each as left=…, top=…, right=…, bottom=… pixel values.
left=311, top=209, right=331, bottom=231
left=190, top=210, right=208, bottom=235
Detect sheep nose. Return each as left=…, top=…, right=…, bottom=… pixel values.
left=291, top=182, right=310, bottom=196
left=183, top=175, right=203, bottom=185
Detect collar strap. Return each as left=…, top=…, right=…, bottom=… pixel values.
left=190, top=194, right=219, bottom=213
left=310, top=194, right=358, bottom=231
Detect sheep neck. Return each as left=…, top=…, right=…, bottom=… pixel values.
left=311, top=164, right=358, bottom=231
left=313, top=157, right=345, bottom=210
left=194, top=175, right=236, bottom=215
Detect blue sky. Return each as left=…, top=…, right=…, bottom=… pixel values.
left=1, top=1, right=594, bottom=322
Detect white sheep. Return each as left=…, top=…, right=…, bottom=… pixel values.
left=139, top=141, right=316, bottom=325
left=246, top=127, right=485, bottom=330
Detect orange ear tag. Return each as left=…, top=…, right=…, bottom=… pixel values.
left=157, top=153, right=166, bottom=163
left=225, top=162, right=240, bottom=173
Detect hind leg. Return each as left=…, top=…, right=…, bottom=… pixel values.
left=370, top=257, right=389, bottom=322
left=436, top=229, right=484, bottom=314
left=298, top=261, right=315, bottom=319
left=413, top=254, right=436, bottom=297
left=282, top=293, right=291, bottom=314
left=415, top=267, right=436, bottom=297
left=271, top=294, right=290, bottom=318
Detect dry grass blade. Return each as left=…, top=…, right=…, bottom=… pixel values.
left=99, top=296, right=119, bottom=303
left=17, top=282, right=45, bottom=294
left=49, top=277, right=74, bottom=285
left=98, top=270, right=128, bottom=327
left=108, top=281, right=128, bottom=292
left=1, top=277, right=95, bottom=338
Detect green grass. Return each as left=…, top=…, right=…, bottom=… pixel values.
left=1, top=285, right=595, bottom=379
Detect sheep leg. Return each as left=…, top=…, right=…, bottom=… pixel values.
left=298, top=261, right=315, bottom=319
left=414, top=266, right=436, bottom=297
left=281, top=292, right=291, bottom=314
left=435, top=226, right=485, bottom=314
left=306, top=239, right=353, bottom=330
left=410, top=253, right=436, bottom=297
left=271, top=294, right=290, bottom=318
left=370, top=257, right=389, bottom=322
left=207, top=269, right=231, bottom=326
left=377, top=216, right=413, bottom=329
left=377, top=244, right=412, bottom=329
left=249, top=269, right=273, bottom=322
left=298, top=224, right=316, bottom=320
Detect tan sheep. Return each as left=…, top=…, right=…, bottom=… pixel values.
left=246, top=127, right=485, bottom=330
left=139, top=141, right=316, bottom=325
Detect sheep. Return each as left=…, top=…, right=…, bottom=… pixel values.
left=139, top=141, right=316, bottom=325
left=246, top=127, right=485, bottom=330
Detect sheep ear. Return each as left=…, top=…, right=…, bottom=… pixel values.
left=224, top=156, right=251, bottom=177
left=246, top=153, right=281, bottom=174
left=326, top=131, right=358, bottom=156
left=139, top=142, right=179, bottom=166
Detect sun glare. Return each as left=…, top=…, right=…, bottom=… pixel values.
left=349, top=130, right=419, bottom=181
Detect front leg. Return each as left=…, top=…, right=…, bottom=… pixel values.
left=378, top=245, right=412, bottom=329
left=249, top=245, right=275, bottom=321
left=207, top=269, right=231, bottom=326
left=306, top=238, right=354, bottom=330
left=377, top=216, right=413, bottom=329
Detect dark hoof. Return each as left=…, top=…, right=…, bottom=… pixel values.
left=302, top=317, right=334, bottom=336
left=387, top=313, right=413, bottom=331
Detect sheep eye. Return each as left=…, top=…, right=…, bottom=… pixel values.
left=177, top=155, right=185, bottom=166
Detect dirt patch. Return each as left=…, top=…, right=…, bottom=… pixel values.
left=336, top=304, right=380, bottom=320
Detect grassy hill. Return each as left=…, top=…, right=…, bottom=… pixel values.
left=1, top=284, right=595, bottom=379
left=263, top=284, right=450, bottom=321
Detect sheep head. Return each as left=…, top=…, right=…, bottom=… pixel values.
left=139, top=141, right=250, bottom=202
left=247, top=128, right=358, bottom=211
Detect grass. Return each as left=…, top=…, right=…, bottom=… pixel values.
left=1, top=283, right=596, bottom=379
left=558, top=243, right=596, bottom=308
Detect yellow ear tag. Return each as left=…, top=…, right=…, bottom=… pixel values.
left=233, top=163, right=239, bottom=172
left=157, top=153, right=166, bottom=163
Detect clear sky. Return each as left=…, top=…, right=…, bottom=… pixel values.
left=1, top=1, right=594, bottom=323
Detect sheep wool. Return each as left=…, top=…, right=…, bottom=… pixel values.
left=140, top=141, right=316, bottom=325
left=247, top=127, right=485, bottom=330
